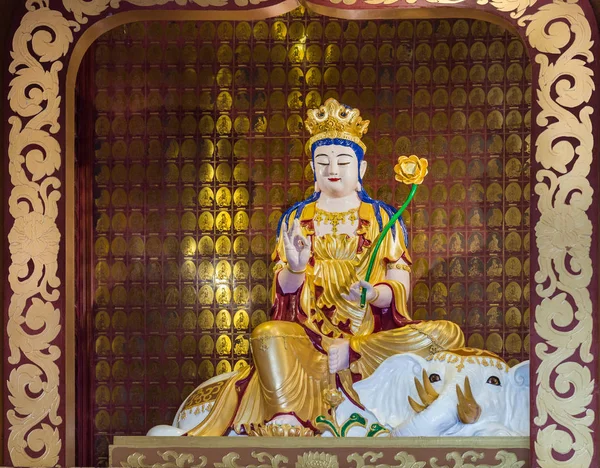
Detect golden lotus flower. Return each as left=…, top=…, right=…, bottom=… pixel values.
left=249, top=423, right=314, bottom=437
left=322, top=388, right=344, bottom=408
left=296, top=451, right=339, bottom=468
left=394, top=155, right=428, bottom=185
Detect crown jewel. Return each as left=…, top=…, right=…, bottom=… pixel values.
left=304, top=98, right=370, bottom=155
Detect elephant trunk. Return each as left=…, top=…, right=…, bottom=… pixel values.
left=456, top=376, right=481, bottom=425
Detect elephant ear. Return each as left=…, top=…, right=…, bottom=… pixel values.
left=353, top=353, right=428, bottom=428
left=503, top=360, right=530, bottom=435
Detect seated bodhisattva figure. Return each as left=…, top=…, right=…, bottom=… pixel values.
left=185, top=99, right=465, bottom=436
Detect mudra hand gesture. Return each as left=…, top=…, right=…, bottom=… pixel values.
left=282, top=219, right=311, bottom=273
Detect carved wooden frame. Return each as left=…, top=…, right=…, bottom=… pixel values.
left=3, top=0, right=598, bottom=466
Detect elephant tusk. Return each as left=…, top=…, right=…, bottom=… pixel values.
left=415, top=370, right=439, bottom=407
left=456, top=376, right=481, bottom=424
left=408, top=395, right=426, bottom=413
left=422, top=369, right=439, bottom=401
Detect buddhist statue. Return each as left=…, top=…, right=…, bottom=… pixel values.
left=149, top=99, right=466, bottom=437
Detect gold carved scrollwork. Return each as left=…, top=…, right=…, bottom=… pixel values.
left=63, top=0, right=273, bottom=22
left=519, top=1, right=595, bottom=466
left=214, top=451, right=289, bottom=468
left=122, top=450, right=208, bottom=468
left=7, top=1, right=73, bottom=466
left=429, top=450, right=525, bottom=468
left=347, top=451, right=425, bottom=468
left=212, top=450, right=526, bottom=468
left=348, top=450, right=524, bottom=468
left=363, top=0, right=466, bottom=6
left=6, top=0, right=598, bottom=466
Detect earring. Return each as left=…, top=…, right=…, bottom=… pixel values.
left=356, top=181, right=362, bottom=192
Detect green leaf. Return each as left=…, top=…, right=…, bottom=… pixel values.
left=340, top=413, right=367, bottom=437
left=315, top=415, right=340, bottom=437
left=367, top=423, right=389, bottom=437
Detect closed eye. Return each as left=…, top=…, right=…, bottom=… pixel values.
left=315, top=155, right=330, bottom=166
left=337, top=154, right=353, bottom=166
left=486, top=376, right=501, bottom=386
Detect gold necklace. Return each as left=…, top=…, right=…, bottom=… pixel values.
left=314, top=207, right=359, bottom=234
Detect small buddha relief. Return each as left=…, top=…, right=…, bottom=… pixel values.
left=505, top=307, right=522, bottom=328
left=449, top=283, right=465, bottom=302
left=449, top=233, right=465, bottom=253
left=468, top=207, right=484, bottom=227
left=431, top=258, right=447, bottom=278
left=431, top=282, right=448, bottom=303
left=450, top=307, right=465, bottom=326
left=431, top=208, right=447, bottom=228
left=449, top=258, right=465, bottom=277
left=468, top=232, right=484, bottom=253
left=468, top=307, right=483, bottom=327
left=449, top=208, right=465, bottom=227
left=468, top=282, right=484, bottom=303
left=486, top=257, right=503, bottom=277
left=413, top=283, right=430, bottom=303
left=486, top=282, right=503, bottom=302
left=487, top=307, right=502, bottom=328
left=487, top=232, right=502, bottom=253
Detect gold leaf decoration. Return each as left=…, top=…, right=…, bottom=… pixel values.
left=4, top=0, right=597, bottom=466
left=519, top=1, right=595, bottom=466
left=296, top=452, right=340, bottom=468
left=215, top=451, right=289, bottom=468
left=248, top=424, right=315, bottom=437
left=122, top=450, right=208, bottom=468
left=429, top=450, right=525, bottom=468
left=63, top=0, right=272, bottom=24
left=347, top=451, right=426, bottom=468
left=6, top=1, right=71, bottom=466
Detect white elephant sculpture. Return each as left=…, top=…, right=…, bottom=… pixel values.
left=147, top=348, right=529, bottom=438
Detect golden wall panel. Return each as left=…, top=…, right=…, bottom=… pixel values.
left=90, top=11, right=530, bottom=465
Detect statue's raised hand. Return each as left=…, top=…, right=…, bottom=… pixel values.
left=282, top=219, right=312, bottom=273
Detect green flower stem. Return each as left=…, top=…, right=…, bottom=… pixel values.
left=360, top=183, right=419, bottom=308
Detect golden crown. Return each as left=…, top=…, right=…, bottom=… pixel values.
left=304, top=98, right=369, bottom=156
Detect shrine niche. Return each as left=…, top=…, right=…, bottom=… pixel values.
left=83, top=13, right=532, bottom=465
left=3, top=0, right=599, bottom=467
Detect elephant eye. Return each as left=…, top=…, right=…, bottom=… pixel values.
left=487, top=376, right=501, bottom=386
left=429, top=373, right=441, bottom=383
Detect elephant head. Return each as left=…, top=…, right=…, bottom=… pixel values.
left=354, top=348, right=530, bottom=437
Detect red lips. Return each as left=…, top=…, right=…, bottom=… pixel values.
left=328, top=178, right=341, bottom=182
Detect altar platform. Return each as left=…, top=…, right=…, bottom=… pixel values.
left=110, top=436, right=529, bottom=467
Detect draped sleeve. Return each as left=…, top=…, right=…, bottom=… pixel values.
left=378, top=206, right=411, bottom=266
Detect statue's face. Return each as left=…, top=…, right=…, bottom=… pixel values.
left=312, top=144, right=367, bottom=198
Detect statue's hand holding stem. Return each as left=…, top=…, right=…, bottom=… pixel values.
left=344, top=280, right=393, bottom=309
left=327, top=282, right=393, bottom=373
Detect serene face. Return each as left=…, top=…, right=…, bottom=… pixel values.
left=311, top=144, right=367, bottom=198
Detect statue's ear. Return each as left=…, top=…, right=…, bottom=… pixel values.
left=353, top=353, right=428, bottom=428
left=359, top=160, right=367, bottom=180
left=504, top=360, right=530, bottom=435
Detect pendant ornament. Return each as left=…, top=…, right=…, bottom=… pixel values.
left=314, top=207, right=359, bottom=234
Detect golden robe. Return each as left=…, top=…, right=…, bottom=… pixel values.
left=187, top=202, right=464, bottom=435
